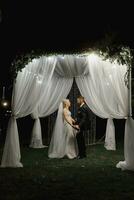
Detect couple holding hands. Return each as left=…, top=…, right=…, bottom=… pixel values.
left=48, top=96, right=91, bottom=159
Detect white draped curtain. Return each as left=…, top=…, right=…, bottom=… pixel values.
left=76, top=54, right=128, bottom=150
left=116, top=118, right=134, bottom=171
left=1, top=56, right=57, bottom=167
left=30, top=75, right=73, bottom=148
left=1, top=53, right=134, bottom=171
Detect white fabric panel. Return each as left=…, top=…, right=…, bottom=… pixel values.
left=54, top=55, right=89, bottom=77
left=11, top=56, right=56, bottom=118
left=76, top=53, right=128, bottom=150
left=116, top=117, right=134, bottom=171
left=29, top=117, right=45, bottom=148
left=104, top=118, right=116, bottom=150
left=38, top=76, right=73, bottom=117
left=30, top=76, right=73, bottom=148
left=76, top=54, right=128, bottom=118
left=1, top=117, right=23, bottom=167
left=1, top=56, right=56, bottom=167
left=30, top=110, right=45, bottom=148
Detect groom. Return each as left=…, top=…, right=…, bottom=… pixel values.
left=75, top=96, right=91, bottom=159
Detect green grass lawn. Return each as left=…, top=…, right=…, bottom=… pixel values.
left=0, top=142, right=134, bottom=200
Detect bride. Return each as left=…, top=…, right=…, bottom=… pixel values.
left=48, top=99, right=78, bottom=159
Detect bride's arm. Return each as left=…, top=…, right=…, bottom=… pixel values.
left=72, top=118, right=76, bottom=123
left=63, top=109, right=73, bottom=125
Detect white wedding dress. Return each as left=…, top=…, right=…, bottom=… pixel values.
left=48, top=105, right=78, bottom=159
left=63, top=110, right=78, bottom=159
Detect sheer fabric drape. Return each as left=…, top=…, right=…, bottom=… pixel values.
left=1, top=56, right=57, bottom=167
left=76, top=54, right=128, bottom=151
left=30, top=76, right=73, bottom=148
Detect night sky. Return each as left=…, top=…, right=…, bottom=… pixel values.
left=0, top=1, right=134, bottom=92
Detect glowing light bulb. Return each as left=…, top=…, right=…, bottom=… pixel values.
left=3, top=102, right=8, bottom=106
left=0, top=99, right=9, bottom=108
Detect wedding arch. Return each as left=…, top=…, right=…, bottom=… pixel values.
left=1, top=50, right=134, bottom=171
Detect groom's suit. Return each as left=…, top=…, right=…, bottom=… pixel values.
left=76, top=103, right=92, bottom=158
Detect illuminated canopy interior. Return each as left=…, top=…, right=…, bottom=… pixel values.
left=1, top=52, right=134, bottom=172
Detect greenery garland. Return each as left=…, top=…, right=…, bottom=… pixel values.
left=11, top=45, right=133, bottom=86
left=97, top=45, right=133, bottom=88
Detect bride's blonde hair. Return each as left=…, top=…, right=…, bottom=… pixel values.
left=62, top=99, right=69, bottom=108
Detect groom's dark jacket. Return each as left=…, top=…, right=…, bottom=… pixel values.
left=76, top=103, right=93, bottom=131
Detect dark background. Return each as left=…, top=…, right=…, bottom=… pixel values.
left=0, top=1, right=133, bottom=144
left=0, top=1, right=134, bottom=87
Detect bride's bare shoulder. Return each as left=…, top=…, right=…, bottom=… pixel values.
left=63, top=108, right=67, bottom=112
left=63, top=108, right=68, bottom=114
